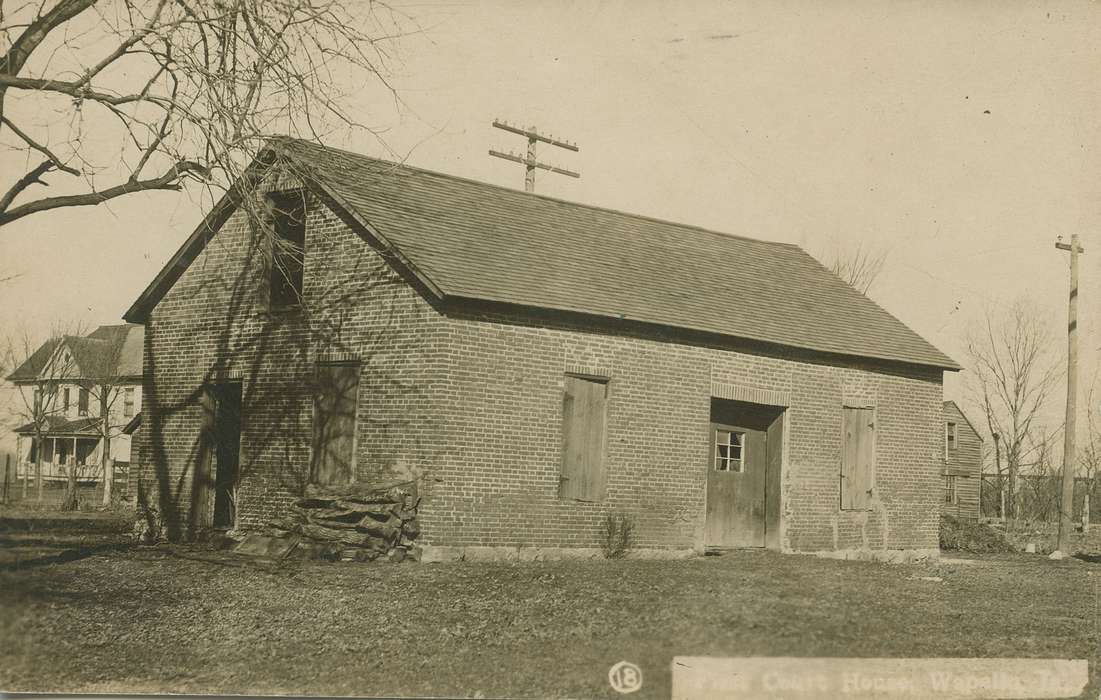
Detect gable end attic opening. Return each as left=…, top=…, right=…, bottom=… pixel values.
left=123, top=138, right=960, bottom=373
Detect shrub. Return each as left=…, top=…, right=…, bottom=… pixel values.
left=939, top=515, right=1016, bottom=553
left=600, top=512, right=635, bottom=559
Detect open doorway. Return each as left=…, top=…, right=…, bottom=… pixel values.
left=705, top=398, right=785, bottom=550
left=197, top=381, right=242, bottom=530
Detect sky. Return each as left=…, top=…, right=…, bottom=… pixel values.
left=1, top=0, right=1099, bottom=456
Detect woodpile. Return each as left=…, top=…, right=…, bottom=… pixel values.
left=264, top=482, right=421, bottom=562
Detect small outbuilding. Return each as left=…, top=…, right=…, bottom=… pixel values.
left=124, top=138, right=959, bottom=558
left=942, top=400, right=983, bottom=521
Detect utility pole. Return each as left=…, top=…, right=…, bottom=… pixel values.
left=489, top=119, right=580, bottom=192
left=1055, top=234, right=1085, bottom=555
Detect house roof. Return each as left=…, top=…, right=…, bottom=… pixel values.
left=943, top=400, right=983, bottom=441
left=125, top=138, right=959, bottom=371
left=6, top=325, right=143, bottom=383
left=14, top=416, right=101, bottom=436
left=6, top=338, right=61, bottom=382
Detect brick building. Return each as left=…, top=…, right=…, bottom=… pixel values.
left=124, top=138, right=958, bottom=557
left=942, top=400, right=983, bottom=520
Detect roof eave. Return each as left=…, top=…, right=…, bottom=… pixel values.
left=444, top=294, right=961, bottom=373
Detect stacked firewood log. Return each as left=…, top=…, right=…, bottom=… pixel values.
left=265, top=482, right=421, bottom=562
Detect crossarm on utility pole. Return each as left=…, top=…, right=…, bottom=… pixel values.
left=488, top=150, right=581, bottom=178
left=491, top=121, right=580, bottom=151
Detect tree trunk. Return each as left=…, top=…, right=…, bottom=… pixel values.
left=1007, top=461, right=1018, bottom=522
left=34, top=433, right=44, bottom=502
left=62, top=459, right=78, bottom=511
left=100, top=388, right=112, bottom=506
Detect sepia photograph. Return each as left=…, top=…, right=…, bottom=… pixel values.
left=0, top=1, right=1098, bottom=698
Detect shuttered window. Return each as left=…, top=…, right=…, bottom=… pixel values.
left=841, top=406, right=875, bottom=510
left=311, top=362, right=360, bottom=486
left=558, top=375, right=608, bottom=502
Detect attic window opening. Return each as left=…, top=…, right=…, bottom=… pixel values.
left=267, top=189, right=306, bottom=309
left=945, top=421, right=957, bottom=459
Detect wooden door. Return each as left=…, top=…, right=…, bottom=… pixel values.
left=841, top=407, right=875, bottom=510
left=312, top=363, right=359, bottom=486
left=193, top=386, right=217, bottom=529
left=705, top=423, right=768, bottom=548
left=558, top=375, right=608, bottom=501
left=212, top=383, right=242, bottom=529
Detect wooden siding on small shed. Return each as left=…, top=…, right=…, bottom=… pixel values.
left=943, top=401, right=982, bottom=520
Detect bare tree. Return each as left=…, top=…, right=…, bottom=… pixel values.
left=827, top=240, right=889, bottom=295
left=965, top=300, right=1062, bottom=520
left=0, top=0, right=413, bottom=228
left=1080, top=370, right=1101, bottom=532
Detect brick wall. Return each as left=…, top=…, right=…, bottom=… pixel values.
left=139, top=177, right=944, bottom=551
left=138, top=166, right=447, bottom=535
left=419, top=307, right=944, bottom=553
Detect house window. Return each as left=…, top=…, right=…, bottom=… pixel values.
left=311, top=362, right=360, bottom=486
left=266, top=190, right=306, bottom=309
left=123, top=388, right=135, bottom=418
left=714, top=429, right=746, bottom=472
left=78, top=387, right=89, bottom=416
left=841, top=406, right=875, bottom=510
left=63, top=388, right=70, bottom=413
left=945, top=421, right=957, bottom=459
left=944, top=475, right=958, bottom=505
left=558, top=374, right=608, bottom=502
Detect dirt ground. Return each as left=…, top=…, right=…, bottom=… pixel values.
left=0, top=541, right=1096, bottom=699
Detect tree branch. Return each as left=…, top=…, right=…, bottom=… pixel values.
left=1, top=116, right=80, bottom=174
left=0, top=160, right=209, bottom=226
left=0, top=0, right=99, bottom=120
left=0, top=160, right=54, bottom=213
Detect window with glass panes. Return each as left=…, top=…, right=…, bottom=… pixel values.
left=715, top=429, right=746, bottom=472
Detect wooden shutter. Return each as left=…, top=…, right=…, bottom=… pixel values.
left=558, top=375, right=608, bottom=502
left=312, top=363, right=359, bottom=486
left=841, top=406, right=875, bottom=510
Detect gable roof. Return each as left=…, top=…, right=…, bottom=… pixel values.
left=6, top=338, right=61, bottom=382
left=125, top=138, right=959, bottom=371
left=5, top=325, right=143, bottom=383
left=943, top=400, right=983, bottom=441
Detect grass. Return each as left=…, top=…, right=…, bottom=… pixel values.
left=0, top=545, right=1097, bottom=698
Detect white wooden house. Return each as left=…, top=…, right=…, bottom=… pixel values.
left=6, top=324, right=143, bottom=486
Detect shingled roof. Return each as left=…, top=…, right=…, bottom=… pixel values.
left=125, top=138, right=958, bottom=371
left=6, top=325, right=143, bottom=382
